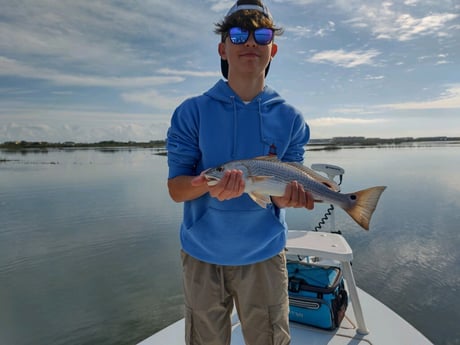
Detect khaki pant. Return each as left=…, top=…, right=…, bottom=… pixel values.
left=181, top=250, right=290, bottom=345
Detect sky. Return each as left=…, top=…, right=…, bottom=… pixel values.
left=0, top=0, right=459, bottom=143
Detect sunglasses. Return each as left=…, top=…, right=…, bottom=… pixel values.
left=227, top=27, right=274, bottom=46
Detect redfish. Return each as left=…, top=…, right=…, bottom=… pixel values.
left=203, top=156, right=386, bottom=230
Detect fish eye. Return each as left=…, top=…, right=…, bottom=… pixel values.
left=217, top=166, right=224, bottom=172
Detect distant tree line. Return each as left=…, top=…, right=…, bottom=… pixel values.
left=2, top=136, right=459, bottom=151
left=309, top=136, right=460, bottom=146
left=0, top=140, right=167, bottom=149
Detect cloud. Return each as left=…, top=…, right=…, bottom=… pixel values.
left=377, top=85, right=460, bottom=110
left=317, top=85, right=460, bottom=118
left=272, top=0, right=318, bottom=5
left=0, top=108, right=172, bottom=143
left=0, top=2, right=153, bottom=71
left=284, top=21, right=335, bottom=39
left=208, top=0, right=234, bottom=12
left=158, top=68, right=221, bottom=78
left=329, top=107, right=380, bottom=115
left=307, top=49, right=381, bottom=68
left=314, top=21, right=336, bottom=37
left=0, top=1, right=217, bottom=76
left=386, top=13, right=458, bottom=41
left=364, top=75, right=385, bottom=80
left=284, top=26, right=312, bottom=38
left=342, top=2, right=458, bottom=41
left=121, top=89, right=190, bottom=110
left=0, top=121, right=169, bottom=143
left=309, top=117, right=386, bottom=127
left=0, top=57, right=184, bottom=88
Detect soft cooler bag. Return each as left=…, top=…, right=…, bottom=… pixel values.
left=287, top=260, right=348, bottom=330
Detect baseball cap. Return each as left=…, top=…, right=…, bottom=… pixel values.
left=220, top=0, right=273, bottom=79
left=225, top=1, right=272, bottom=20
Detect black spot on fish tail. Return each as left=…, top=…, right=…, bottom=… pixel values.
left=343, top=186, right=386, bottom=230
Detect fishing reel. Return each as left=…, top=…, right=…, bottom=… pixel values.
left=311, top=163, right=345, bottom=187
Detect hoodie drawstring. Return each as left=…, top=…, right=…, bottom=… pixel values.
left=230, top=96, right=237, bottom=159
left=257, top=98, right=266, bottom=145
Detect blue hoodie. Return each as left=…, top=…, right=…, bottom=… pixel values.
left=167, top=80, right=309, bottom=265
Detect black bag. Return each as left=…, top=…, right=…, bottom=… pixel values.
left=287, top=260, right=348, bottom=330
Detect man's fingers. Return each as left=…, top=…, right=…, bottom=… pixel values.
left=285, top=181, right=314, bottom=209
left=210, top=170, right=245, bottom=200
left=305, top=190, right=314, bottom=210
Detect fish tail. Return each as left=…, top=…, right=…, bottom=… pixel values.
left=343, top=186, right=386, bottom=230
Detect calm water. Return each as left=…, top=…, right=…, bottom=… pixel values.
left=0, top=144, right=459, bottom=345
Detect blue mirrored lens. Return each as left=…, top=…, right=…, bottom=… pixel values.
left=254, top=28, right=273, bottom=45
left=229, top=27, right=249, bottom=44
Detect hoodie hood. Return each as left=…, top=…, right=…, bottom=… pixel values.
left=204, top=79, right=285, bottom=108
left=202, top=80, right=290, bottom=161
left=195, top=79, right=307, bottom=164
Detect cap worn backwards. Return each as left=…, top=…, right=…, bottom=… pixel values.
left=220, top=0, right=273, bottom=79
left=225, top=1, right=272, bottom=20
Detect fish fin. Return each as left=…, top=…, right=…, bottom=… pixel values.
left=343, top=186, right=387, bottom=230
left=248, top=192, right=271, bottom=208
left=285, top=162, right=340, bottom=192
left=254, top=155, right=280, bottom=162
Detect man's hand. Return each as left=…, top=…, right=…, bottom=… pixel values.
left=192, top=169, right=245, bottom=201
left=271, top=181, right=314, bottom=210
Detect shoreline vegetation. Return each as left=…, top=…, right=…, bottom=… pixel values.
left=2, top=136, right=460, bottom=148
left=1, top=136, right=459, bottom=156
left=1, top=137, right=459, bottom=164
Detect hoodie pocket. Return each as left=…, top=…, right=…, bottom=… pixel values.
left=183, top=206, right=286, bottom=264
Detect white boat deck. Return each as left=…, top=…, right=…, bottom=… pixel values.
left=139, top=231, right=434, bottom=345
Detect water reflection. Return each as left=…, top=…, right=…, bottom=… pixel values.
left=1, top=145, right=459, bottom=345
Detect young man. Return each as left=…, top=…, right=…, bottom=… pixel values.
left=167, top=1, right=314, bottom=344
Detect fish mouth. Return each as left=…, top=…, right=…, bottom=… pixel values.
left=204, top=176, right=220, bottom=186
left=202, top=169, right=221, bottom=186
left=206, top=179, right=219, bottom=186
